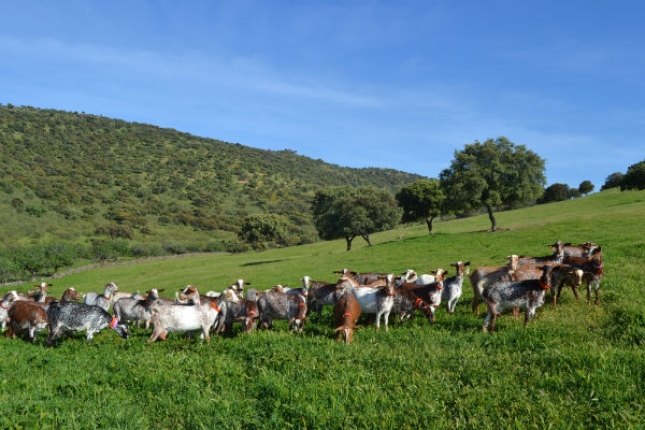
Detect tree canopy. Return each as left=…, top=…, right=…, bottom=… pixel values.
left=578, top=180, right=594, bottom=195
left=396, top=179, right=445, bottom=234
left=620, top=159, right=645, bottom=191
left=439, top=137, right=546, bottom=231
left=601, top=172, right=625, bottom=190
left=311, top=186, right=401, bottom=250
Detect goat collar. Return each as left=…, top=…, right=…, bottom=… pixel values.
left=414, top=298, right=424, bottom=309
left=248, top=310, right=258, bottom=318
left=0, top=302, right=8, bottom=310
left=109, top=316, right=119, bottom=330
left=211, top=301, right=221, bottom=313
left=342, top=312, right=352, bottom=319
left=539, top=279, right=551, bottom=290
left=103, top=295, right=110, bottom=301
left=593, top=261, right=604, bottom=270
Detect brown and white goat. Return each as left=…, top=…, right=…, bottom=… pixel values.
left=396, top=269, right=447, bottom=323
left=333, top=290, right=361, bottom=344
left=334, top=273, right=397, bottom=330
left=6, top=301, right=48, bottom=343
left=563, top=246, right=604, bottom=305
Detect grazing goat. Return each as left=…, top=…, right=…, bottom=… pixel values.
left=334, top=273, right=397, bottom=330
left=147, top=288, right=238, bottom=343
left=397, top=269, right=447, bottom=323
left=441, top=261, right=470, bottom=315
left=563, top=246, right=604, bottom=305
left=216, top=297, right=259, bottom=334
left=7, top=301, right=48, bottom=343
left=46, top=301, right=130, bottom=346
left=562, top=241, right=599, bottom=258
left=256, top=289, right=308, bottom=333
left=481, top=264, right=579, bottom=332
left=84, top=282, right=119, bottom=311
left=333, top=290, right=361, bottom=344
left=470, top=255, right=520, bottom=314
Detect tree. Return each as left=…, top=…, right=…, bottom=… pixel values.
left=44, top=241, right=77, bottom=273
left=396, top=179, right=445, bottom=234
left=538, top=183, right=571, bottom=204
left=601, top=172, right=624, bottom=190
left=578, top=180, right=594, bottom=195
left=439, top=137, right=546, bottom=231
left=311, top=186, right=401, bottom=251
left=238, top=214, right=288, bottom=250
left=620, top=159, right=645, bottom=191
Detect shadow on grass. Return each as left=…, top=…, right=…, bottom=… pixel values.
left=241, top=259, right=286, bottom=267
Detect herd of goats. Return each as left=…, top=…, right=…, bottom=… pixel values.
left=0, top=240, right=604, bottom=345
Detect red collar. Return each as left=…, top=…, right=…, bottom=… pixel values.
left=211, top=301, right=221, bottom=313
left=0, top=302, right=7, bottom=310
left=342, top=312, right=352, bottom=318
left=103, top=295, right=110, bottom=301
left=539, top=280, right=551, bottom=290
left=109, top=316, right=119, bottom=329
left=414, top=298, right=424, bottom=309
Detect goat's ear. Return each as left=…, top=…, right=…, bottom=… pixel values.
left=158, top=289, right=165, bottom=293
left=464, top=261, right=471, bottom=266
left=450, top=263, right=457, bottom=267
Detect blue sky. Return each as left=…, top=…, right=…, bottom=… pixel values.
left=1, top=1, right=643, bottom=189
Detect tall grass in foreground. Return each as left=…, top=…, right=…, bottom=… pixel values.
left=1, top=189, right=645, bottom=429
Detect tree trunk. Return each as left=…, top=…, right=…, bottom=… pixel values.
left=345, top=233, right=355, bottom=251
left=425, top=216, right=436, bottom=234
left=486, top=204, right=498, bottom=231
left=361, top=234, right=372, bottom=246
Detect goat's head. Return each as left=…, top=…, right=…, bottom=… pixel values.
left=108, top=315, right=130, bottom=339
left=288, top=301, right=307, bottom=333
left=178, top=285, right=200, bottom=304
left=64, top=287, right=82, bottom=301
left=335, top=326, right=355, bottom=344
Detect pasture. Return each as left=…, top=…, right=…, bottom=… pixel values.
left=1, top=188, right=644, bottom=429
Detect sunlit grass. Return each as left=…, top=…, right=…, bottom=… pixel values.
left=2, top=189, right=645, bottom=429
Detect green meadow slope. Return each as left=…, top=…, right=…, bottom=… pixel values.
left=1, top=188, right=644, bottom=429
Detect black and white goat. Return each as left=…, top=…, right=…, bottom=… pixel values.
left=46, top=301, right=130, bottom=346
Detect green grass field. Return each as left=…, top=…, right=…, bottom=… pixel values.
left=1, top=188, right=644, bottom=429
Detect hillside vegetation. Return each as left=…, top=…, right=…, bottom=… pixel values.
left=1, top=188, right=643, bottom=428
left=0, top=104, right=424, bottom=252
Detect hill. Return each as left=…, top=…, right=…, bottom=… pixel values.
left=0, top=104, right=425, bottom=252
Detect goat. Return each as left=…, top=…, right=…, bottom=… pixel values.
left=333, top=290, right=361, bottom=344
left=441, top=261, right=470, bottom=315
left=112, top=290, right=158, bottom=329
left=256, top=289, right=308, bottom=333
left=83, top=282, right=119, bottom=311
left=396, top=269, right=447, bottom=323
left=217, top=298, right=259, bottom=334
left=6, top=301, right=48, bottom=343
left=400, top=269, right=435, bottom=286
left=469, top=255, right=520, bottom=314
left=303, top=277, right=337, bottom=316
left=333, top=269, right=387, bottom=287
left=0, top=291, right=20, bottom=331
left=563, top=246, right=604, bottom=305
left=8, top=287, right=84, bottom=342
left=481, top=264, right=580, bottom=332
left=391, top=286, right=435, bottom=323
left=44, top=287, right=81, bottom=306
left=513, top=263, right=584, bottom=307
left=334, top=273, right=397, bottom=330
left=147, top=288, right=238, bottom=343
left=26, top=282, right=52, bottom=302
left=46, top=301, right=130, bottom=346
left=562, top=241, right=599, bottom=258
